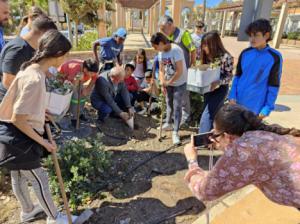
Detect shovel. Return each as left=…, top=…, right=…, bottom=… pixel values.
left=45, top=123, right=73, bottom=224
left=45, top=124, right=93, bottom=224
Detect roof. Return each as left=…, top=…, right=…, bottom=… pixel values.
left=213, top=0, right=300, bottom=11
left=117, top=0, right=159, bottom=9
left=214, top=1, right=243, bottom=11
left=274, top=0, right=300, bottom=9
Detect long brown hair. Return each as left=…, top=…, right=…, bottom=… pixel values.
left=134, top=48, right=147, bottom=73
left=200, top=31, right=229, bottom=64
left=215, top=104, right=300, bottom=137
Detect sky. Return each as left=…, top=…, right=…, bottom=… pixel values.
left=194, top=0, right=223, bottom=7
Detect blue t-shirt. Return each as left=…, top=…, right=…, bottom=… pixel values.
left=98, top=37, right=124, bottom=62
left=0, top=27, right=5, bottom=53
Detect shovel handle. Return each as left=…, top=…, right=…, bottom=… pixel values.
left=147, top=83, right=154, bottom=116
left=76, top=81, right=82, bottom=130
left=45, top=124, right=73, bottom=224
left=158, top=110, right=163, bottom=139
left=47, top=115, right=61, bottom=133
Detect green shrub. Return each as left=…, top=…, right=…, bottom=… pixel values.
left=74, top=31, right=98, bottom=51
left=190, top=92, right=204, bottom=127
left=282, top=32, right=288, bottom=39
left=44, top=134, right=111, bottom=210
left=287, top=32, right=300, bottom=40
left=0, top=168, right=10, bottom=192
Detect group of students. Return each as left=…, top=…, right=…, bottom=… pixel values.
left=149, top=16, right=283, bottom=146
left=146, top=16, right=300, bottom=211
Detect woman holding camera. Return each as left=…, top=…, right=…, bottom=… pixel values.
left=184, top=104, right=300, bottom=208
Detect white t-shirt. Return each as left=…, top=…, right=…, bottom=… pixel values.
left=0, top=64, right=47, bottom=134
left=132, top=60, right=153, bottom=79
left=191, top=33, right=203, bottom=49
left=158, top=44, right=187, bottom=87
left=133, top=63, right=144, bottom=79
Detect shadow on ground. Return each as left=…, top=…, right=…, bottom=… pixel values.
left=86, top=197, right=205, bottom=224
left=274, top=104, right=291, bottom=112
left=97, top=149, right=220, bottom=200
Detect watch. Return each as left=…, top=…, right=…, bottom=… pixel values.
left=187, top=159, right=198, bottom=166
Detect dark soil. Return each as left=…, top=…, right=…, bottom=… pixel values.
left=0, top=107, right=217, bottom=224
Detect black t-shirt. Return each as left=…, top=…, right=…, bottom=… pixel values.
left=0, top=37, right=35, bottom=101
left=0, top=37, right=35, bottom=77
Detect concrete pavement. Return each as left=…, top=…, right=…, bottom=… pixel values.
left=124, top=33, right=151, bottom=50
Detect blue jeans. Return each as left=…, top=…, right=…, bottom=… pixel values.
left=166, top=83, right=186, bottom=132
left=199, top=85, right=228, bottom=133
left=129, top=91, right=138, bottom=106
left=91, top=94, right=127, bottom=120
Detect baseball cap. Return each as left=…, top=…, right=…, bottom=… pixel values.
left=115, top=27, right=127, bottom=39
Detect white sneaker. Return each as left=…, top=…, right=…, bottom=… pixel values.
left=21, top=204, right=44, bottom=222
left=162, top=123, right=173, bottom=131
left=150, top=102, right=159, bottom=110
left=47, top=212, right=78, bottom=224
left=172, top=131, right=181, bottom=145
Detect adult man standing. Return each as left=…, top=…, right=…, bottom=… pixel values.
left=0, top=16, right=57, bottom=101
left=159, top=15, right=196, bottom=127
left=91, top=66, right=134, bottom=122
left=0, top=0, right=10, bottom=53
left=92, top=27, right=127, bottom=72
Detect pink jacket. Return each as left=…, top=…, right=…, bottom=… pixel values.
left=185, top=131, right=300, bottom=208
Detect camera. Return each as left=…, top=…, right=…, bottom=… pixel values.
left=193, top=132, right=213, bottom=147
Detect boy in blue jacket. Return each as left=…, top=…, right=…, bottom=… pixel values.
left=228, top=19, right=282, bottom=119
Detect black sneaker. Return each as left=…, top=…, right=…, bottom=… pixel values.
left=135, top=105, right=143, bottom=113
left=71, top=119, right=77, bottom=128
left=79, top=114, right=88, bottom=121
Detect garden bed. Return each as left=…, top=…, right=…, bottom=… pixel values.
left=0, top=102, right=211, bottom=224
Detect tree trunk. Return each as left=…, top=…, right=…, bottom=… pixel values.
left=203, top=0, right=207, bottom=23
left=74, top=20, right=79, bottom=48
left=66, top=14, right=73, bottom=45
left=97, top=2, right=107, bottom=38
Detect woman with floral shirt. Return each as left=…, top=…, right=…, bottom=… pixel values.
left=185, top=104, right=300, bottom=208
left=198, top=31, right=234, bottom=133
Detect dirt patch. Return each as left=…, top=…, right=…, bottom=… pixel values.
left=0, top=110, right=216, bottom=224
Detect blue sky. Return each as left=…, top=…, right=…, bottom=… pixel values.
left=194, top=0, right=223, bottom=7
